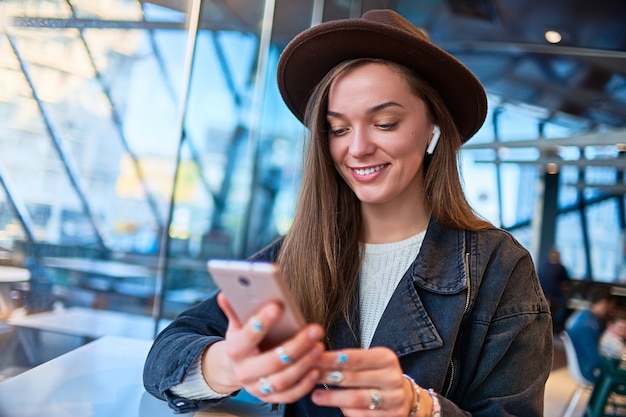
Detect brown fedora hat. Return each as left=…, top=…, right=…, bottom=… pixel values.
left=277, top=9, right=487, bottom=142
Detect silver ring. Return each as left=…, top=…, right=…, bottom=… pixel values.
left=325, top=370, right=345, bottom=384
left=368, top=389, right=382, bottom=410
left=275, top=346, right=291, bottom=364
left=258, top=377, right=274, bottom=395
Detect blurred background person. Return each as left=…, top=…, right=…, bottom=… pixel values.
left=599, top=312, right=626, bottom=360
left=539, top=247, right=571, bottom=332
left=566, top=286, right=616, bottom=382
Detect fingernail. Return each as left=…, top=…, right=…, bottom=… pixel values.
left=308, top=326, right=323, bottom=340
left=275, top=346, right=291, bottom=364
left=311, top=390, right=323, bottom=403
left=325, top=370, right=344, bottom=384
left=336, top=352, right=348, bottom=366
left=251, top=317, right=263, bottom=333
left=266, top=303, right=281, bottom=319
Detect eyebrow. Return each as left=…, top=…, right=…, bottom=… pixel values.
left=327, top=101, right=404, bottom=118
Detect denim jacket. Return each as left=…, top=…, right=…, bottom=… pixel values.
left=143, top=218, right=553, bottom=416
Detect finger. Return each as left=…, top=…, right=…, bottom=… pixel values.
left=251, top=343, right=324, bottom=402
left=319, top=368, right=392, bottom=388
left=270, top=324, right=325, bottom=367
left=221, top=302, right=284, bottom=362
left=252, top=367, right=321, bottom=404
left=312, top=387, right=375, bottom=410
left=217, top=292, right=242, bottom=328
left=317, top=347, right=398, bottom=372
left=241, top=302, right=283, bottom=341
left=236, top=326, right=324, bottom=383
left=217, top=292, right=283, bottom=335
left=312, top=386, right=405, bottom=413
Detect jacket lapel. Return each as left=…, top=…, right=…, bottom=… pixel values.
left=369, top=272, right=443, bottom=354
left=369, top=219, right=469, bottom=356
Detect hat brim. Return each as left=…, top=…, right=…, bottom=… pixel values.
left=277, top=16, right=487, bottom=142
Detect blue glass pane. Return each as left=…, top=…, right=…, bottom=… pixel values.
left=556, top=212, right=586, bottom=279
left=585, top=200, right=622, bottom=282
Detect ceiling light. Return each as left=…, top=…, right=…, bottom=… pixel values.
left=545, top=30, right=562, bottom=44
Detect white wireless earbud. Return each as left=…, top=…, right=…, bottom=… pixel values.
left=426, top=124, right=440, bottom=155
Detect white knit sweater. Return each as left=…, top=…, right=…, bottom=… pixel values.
left=359, top=231, right=425, bottom=348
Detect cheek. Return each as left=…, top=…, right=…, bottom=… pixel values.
left=398, top=138, right=426, bottom=159
left=329, top=141, right=344, bottom=165
left=406, top=130, right=427, bottom=153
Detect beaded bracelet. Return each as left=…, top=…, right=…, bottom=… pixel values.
left=427, top=388, right=441, bottom=417
left=402, top=374, right=421, bottom=417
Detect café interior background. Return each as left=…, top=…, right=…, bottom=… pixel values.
left=0, top=0, right=625, bottom=327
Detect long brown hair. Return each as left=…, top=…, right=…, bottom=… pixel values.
left=277, top=59, right=491, bottom=341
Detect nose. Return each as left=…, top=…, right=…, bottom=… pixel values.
left=348, top=127, right=376, bottom=158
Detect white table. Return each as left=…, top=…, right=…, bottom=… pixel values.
left=7, top=307, right=169, bottom=365
left=8, top=306, right=160, bottom=340
left=0, top=335, right=278, bottom=417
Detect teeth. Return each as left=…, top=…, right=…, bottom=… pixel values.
left=354, top=165, right=385, bottom=175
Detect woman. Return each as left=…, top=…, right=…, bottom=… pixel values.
left=143, top=9, right=553, bottom=417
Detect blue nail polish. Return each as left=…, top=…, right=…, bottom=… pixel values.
left=252, top=318, right=263, bottom=333
left=276, top=347, right=291, bottom=364
left=258, top=377, right=274, bottom=394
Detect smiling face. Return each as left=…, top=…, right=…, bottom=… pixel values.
left=327, top=61, right=434, bottom=212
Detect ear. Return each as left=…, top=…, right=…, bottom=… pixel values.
left=426, top=124, right=440, bottom=155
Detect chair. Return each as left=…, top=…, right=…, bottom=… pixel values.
left=586, top=358, right=626, bottom=417
left=560, top=330, right=594, bottom=417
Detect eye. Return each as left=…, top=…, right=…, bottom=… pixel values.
left=375, top=121, right=398, bottom=131
left=329, top=126, right=349, bottom=136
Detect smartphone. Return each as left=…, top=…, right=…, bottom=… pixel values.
left=207, top=259, right=306, bottom=350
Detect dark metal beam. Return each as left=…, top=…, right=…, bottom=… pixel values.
left=537, top=170, right=559, bottom=269
left=576, top=170, right=593, bottom=280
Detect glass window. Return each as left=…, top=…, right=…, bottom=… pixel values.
left=585, top=199, right=622, bottom=282
left=556, top=211, right=586, bottom=279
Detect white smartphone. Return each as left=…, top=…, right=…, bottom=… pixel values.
left=207, top=259, right=306, bottom=350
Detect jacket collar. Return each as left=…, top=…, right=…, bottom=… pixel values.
left=331, top=218, right=470, bottom=354
left=411, top=217, right=469, bottom=294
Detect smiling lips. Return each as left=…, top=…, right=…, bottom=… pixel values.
left=352, top=164, right=387, bottom=178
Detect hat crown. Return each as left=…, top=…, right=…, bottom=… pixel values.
left=277, top=9, right=487, bottom=141
left=361, top=9, right=429, bottom=42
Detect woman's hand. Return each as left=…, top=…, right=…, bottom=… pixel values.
left=311, top=347, right=431, bottom=417
left=203, top=292, right=325, bottom=404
